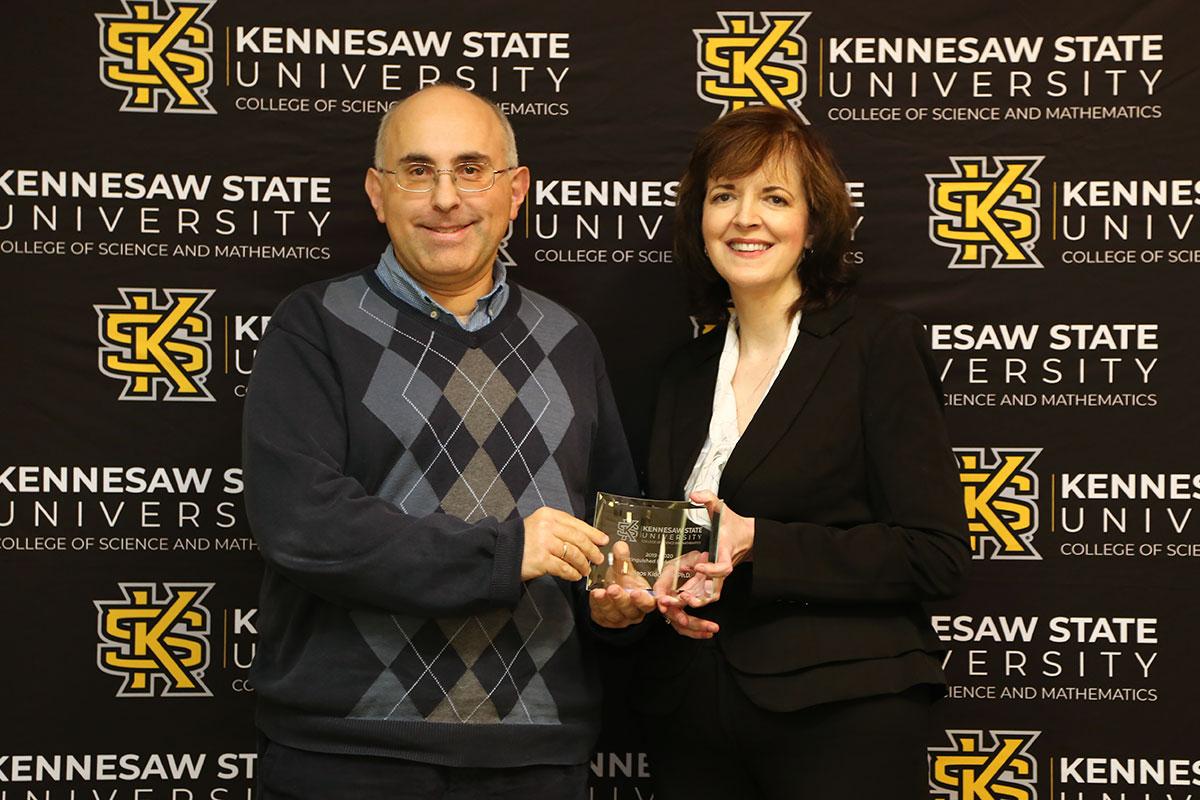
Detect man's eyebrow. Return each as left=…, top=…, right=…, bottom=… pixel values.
left=395, top=152, right=493, bottom=165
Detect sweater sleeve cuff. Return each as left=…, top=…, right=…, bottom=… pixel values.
left=489, top=517, right=526, bottom=606
left=588, top=613, right=656, bottom=646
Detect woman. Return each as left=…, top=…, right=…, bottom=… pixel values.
left=637, top=105, right=970, bottom=799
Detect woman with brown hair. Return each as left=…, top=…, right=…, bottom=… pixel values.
left=637, top=104, right=970, bottom=799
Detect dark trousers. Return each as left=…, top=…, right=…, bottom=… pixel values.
left=640, top=648, right=933, bottom=800
left=257, top=737, right=588, bottom=800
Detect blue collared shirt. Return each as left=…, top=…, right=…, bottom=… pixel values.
left=374, top=245, right=510, bottom=332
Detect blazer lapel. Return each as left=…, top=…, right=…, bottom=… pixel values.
left=669, top=330, right=724, bottom=495
left=719, top=296, right=856, bottom=501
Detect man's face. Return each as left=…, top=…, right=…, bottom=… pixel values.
left=365, top=87, right=529, bottom=294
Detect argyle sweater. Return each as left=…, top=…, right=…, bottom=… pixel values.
left=242, top=267, right=636, bottom=767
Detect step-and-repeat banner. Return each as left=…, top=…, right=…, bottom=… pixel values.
left=2, top=1, right=1197, bottom=798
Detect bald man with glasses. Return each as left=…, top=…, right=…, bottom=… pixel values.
left=243, top=84, right=654, bottom=799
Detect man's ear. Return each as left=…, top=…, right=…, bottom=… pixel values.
left=508, top=166, right=531, bottom=221
left=365, top=168, right=387, bottom=224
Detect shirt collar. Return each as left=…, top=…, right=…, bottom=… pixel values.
left=374, top=245, right=510, bottom=332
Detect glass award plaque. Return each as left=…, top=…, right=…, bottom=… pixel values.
left=588, top=492, right=720, bottom=596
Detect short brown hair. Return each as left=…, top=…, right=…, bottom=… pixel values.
left=674, top=105, right=856, bottom=323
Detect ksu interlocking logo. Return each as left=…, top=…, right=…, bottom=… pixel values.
left=930, top=730, right=1040, bottom=800
left=96, top=0, right=216, bottom=114
left=95, top=582, right=214, bottom=698
left=956, top=447, right=1042, bottom=560
left=690, top=316, right=720, bottom=338
left=95, top=288, right=215, bottom=402
left=497, top=220, right=516, bottom=269
left=616, top=517, right=640, bottom=542
left=928, top=156, right=1044, bottom=269
left=695, top=11, right=809, bottom=120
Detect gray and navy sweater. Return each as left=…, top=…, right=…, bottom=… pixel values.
left=243, top=267, right=636, bottom=767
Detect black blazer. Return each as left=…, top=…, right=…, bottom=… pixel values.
left=639, top=295, right=970, bottom=713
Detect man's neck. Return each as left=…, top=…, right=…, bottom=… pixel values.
left=422, top=268, right=495, bottom=317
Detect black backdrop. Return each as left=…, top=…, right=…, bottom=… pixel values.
left=3, top=2, right=1198, bottom=798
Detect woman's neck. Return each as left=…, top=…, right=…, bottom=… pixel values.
left=731, top=285, right=800, bottom=355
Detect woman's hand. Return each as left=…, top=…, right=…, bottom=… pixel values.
left=653, top=550, right=719, bottom=638
left=657, top=594, right=719, bottom=639
left=657, top=490, right=755, bottom=621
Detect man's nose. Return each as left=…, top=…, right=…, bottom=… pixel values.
left=430, top=171, right=462, bottom=212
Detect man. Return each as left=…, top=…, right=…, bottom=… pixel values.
left=242, top=85, right=653, bottom=799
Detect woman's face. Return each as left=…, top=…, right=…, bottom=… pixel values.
left=701, top=157, right=813, bottom=302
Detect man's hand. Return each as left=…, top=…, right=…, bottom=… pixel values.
left=590, top=584, right=656, bottom=628
left=521, top=506, right=608, bottom=582
left=589, top=541, right=656, bottom=628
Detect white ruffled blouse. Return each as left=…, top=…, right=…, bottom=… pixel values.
left=683, top=312, right=801, bottom=524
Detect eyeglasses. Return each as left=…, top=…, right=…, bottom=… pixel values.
left=376, top=162, right=515, bottom=193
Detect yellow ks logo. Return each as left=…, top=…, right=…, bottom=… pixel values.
left=930, top=730, right=1039, bottom=800
left=695, top=12, right=809, bottom=120
left=928, top=156, right=1043, bottom=268
left=96, top=0, right=216, bottom=114
left=95, top=288, right=215, bottom=402
left=95, top=583, right=214, bottom=698
left=956, top=448, right=1041, bottom=560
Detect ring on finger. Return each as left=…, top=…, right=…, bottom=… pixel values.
left=561, top=542, right=569, bottom=559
